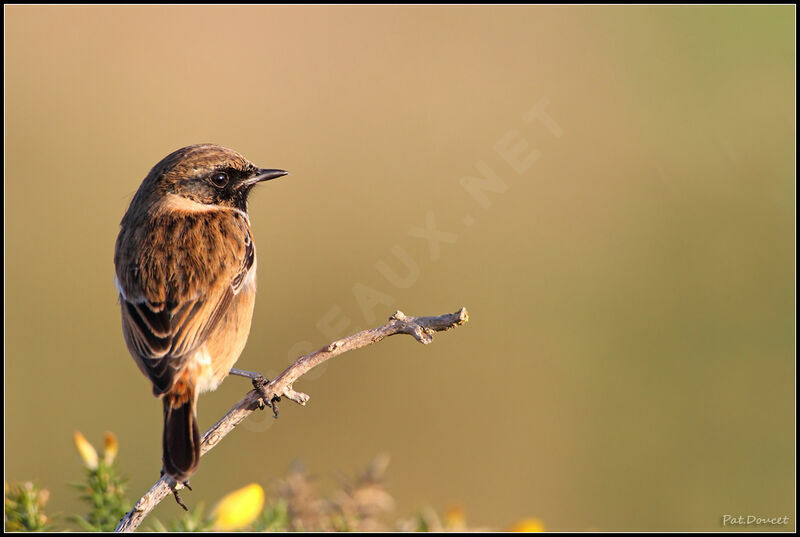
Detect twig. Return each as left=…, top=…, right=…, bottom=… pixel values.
left=115, top=307, right=469, bottom=532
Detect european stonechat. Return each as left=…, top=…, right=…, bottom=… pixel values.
left=114, top=144, right=288, bottom=482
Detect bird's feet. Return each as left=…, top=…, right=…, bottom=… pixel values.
left=160, top=469, right=192, bottom=511
left=252, top=374, right=281, bottom=419
left=229, top=368, right=280, bottom=418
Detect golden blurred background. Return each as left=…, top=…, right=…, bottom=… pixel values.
left=4, top=5, right=795, bottom=532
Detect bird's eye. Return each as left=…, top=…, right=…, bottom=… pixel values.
left=210, top=171, right=229, bottom=188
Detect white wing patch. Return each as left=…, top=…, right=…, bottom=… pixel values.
left=114, top=274, right=127, bottom=300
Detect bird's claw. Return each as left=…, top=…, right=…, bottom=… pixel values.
left=252, top=374, right=280, bottom=418
left=166, top=478, right=191, bottom=511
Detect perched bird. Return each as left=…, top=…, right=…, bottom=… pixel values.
left=114, top=144, right=288, bottom=482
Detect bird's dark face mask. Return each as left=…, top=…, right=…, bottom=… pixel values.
left=173, top=166, right=288, bottom=211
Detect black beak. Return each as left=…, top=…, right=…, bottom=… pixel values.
left=241, top=168, right=289, bottom=188
left=253, top=168, right=289, bottom=183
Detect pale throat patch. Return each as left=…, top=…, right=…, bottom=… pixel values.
left=158, top=193, right=250, bottom=223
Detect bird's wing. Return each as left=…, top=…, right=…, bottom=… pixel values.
left=116, top=212, right=255, bottom=394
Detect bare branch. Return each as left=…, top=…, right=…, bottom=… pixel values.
left=115, top=307, right=469, bottom=532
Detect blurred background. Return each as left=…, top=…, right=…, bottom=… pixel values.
left=4, top=5, right=795, bottom=532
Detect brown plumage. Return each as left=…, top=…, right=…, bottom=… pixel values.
left=114, top=144, right=287, bottom=482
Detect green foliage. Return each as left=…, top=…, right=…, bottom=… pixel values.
left=149, top=503, right=214, bottom=532
left=4, top=481, right=53, bottom=531
left=6, top=433, right=536, bottom=532
left=67, top=432, right=130, bottom=532
left=70, top=459, right=130, bottom=531
left=250, top=500, right=290, bottom=532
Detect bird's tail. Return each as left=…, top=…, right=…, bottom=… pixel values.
left=162, top=381, right=200, bottom=482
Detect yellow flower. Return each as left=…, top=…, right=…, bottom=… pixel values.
left=73, top=431, right=98, bottom=470
left=211, top=483, right=265, bottom=531
left=444, top=504, right=466, bottom=529
left=103, top=432, right=119, bottom=464
left=510, top=517, right=546, bottom=532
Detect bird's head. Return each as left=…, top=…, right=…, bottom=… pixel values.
left=133, top=144, right=288, bottom=214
